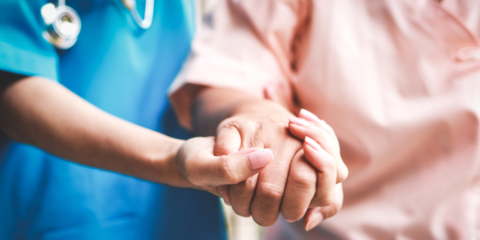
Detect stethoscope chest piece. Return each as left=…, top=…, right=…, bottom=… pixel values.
left=41, top=3, right=81, bottom=50
left=41, top=0, right=153, bottom=50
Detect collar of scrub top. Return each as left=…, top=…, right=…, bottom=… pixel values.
left=41, top=0, right=154, bottom=50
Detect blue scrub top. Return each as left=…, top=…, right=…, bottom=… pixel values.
left=0, top=0, right=227, bottom=239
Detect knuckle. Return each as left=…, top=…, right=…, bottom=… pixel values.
left=288, top=173, right=316, bottom=192
left=215, top=143, right=236, bottom=155
left=312, top=193, right=335, bottom=207
left=257, top=182, right=284, bottom=201
left=312, top=127, right=330, bottom=143
left=241, top=175, right=259, bottom=192
left=249, top=184, right=285, bottom=227
left=311, top=182, right=336, bottom=207
left=231, top=176, right=257, bottom=195
left=322, top=154, right=337, bottom=171
left=322, top=194, right=335, bottom=206
left=218, top=118, right=238, bottom=130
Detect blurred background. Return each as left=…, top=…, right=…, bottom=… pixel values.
left=194, top=1, right=264, bottom=240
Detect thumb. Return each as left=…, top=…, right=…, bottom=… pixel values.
left=201, top=148, right=274, bottom=186
left=215, top=124, right=241, bottom=156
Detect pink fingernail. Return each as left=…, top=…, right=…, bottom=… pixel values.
left=289, top=116, right=309, bottom=127
left=285, top=219, right=295, bottom=223
left=299, top=109, right=321, bottom=123
left=305, top=211, right=323, bottom=231
left=247, top=149, right=274, bottom=170
left=305, top=136, right=321, bottom=151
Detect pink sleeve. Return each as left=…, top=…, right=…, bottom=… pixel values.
left=169, top=0, right=309, bottom=129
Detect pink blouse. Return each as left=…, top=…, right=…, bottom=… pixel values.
left=169, top=0, right=480, bottom=239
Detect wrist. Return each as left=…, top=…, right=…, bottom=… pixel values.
left=130, top=133, right=190, bottom=187
left=230, top=98, right=294, bottom=122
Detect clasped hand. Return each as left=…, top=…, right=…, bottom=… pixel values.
left=176, top=103, right=348, bottom=231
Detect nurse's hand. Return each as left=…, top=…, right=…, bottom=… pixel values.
left=175, top=137, right=274, bottom=195
left=266, top=83, right=347, bottom=229
left=287, top=112, right=347, bottom=230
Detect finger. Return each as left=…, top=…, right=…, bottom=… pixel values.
left=229, top=173, right=259, bottom=217
left=280, top=150, right=317, bottom=222
left=215, top=125, right=241, bottom=156
left=288, top=116, right=333, bottom=154
left=304, top=138, right=337, bottom=207
left=250, top=137, right=300, bottom=226
left=218, top=185, right=231, bottom=205
left=319, top=183, right=343, bottom=219
left=195, top=148, right=274, bottom=186
left=304, top=183, right=344, bottom=231
left=214, top=125, right=242, bottom=205
left=288, top=117, right=348, bottom=183
left=298, top=109, right=337, bottom=140
left=303, top=207, right=323, bottom=231
left=298, top=109, right=322, bottom=124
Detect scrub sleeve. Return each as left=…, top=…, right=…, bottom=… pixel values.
left=0, top=0, right=58, bottom=80
left=0, top=1, right=227, bottom=240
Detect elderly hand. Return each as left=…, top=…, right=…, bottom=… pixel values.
left=214, top=99, right=347, bottom=228
left=288, top=110, right=348, bottom=230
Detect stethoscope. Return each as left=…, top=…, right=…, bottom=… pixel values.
left=41, top=0, right=154, bottom=50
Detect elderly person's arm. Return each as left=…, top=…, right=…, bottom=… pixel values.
left=170, top=0, right=347, bottom=229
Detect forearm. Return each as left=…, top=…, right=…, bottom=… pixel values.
left=0, top=77, right=189, bottom=187
left=192, top=87, right=293, bottom=136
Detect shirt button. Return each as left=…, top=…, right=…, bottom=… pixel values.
left=456, top=47, right=480, bottom=61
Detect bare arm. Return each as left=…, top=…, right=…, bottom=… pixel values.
left=0, top=75, right=274, bottom=194
left=0, top=75, right=185, bottom=186
left=192, top=86, right=291, bottom=136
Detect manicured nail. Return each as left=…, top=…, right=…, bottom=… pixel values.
left=299, top=109, right=321, bottom=123
left=305, top=211, right=323, bottom=231
left=285, top=219, right=295, bottom=223
left=289, top=116, right=309, bottom=127
left=247, top=149, right=274, bottom=170
left=305, top=136, right=321, bottom=151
